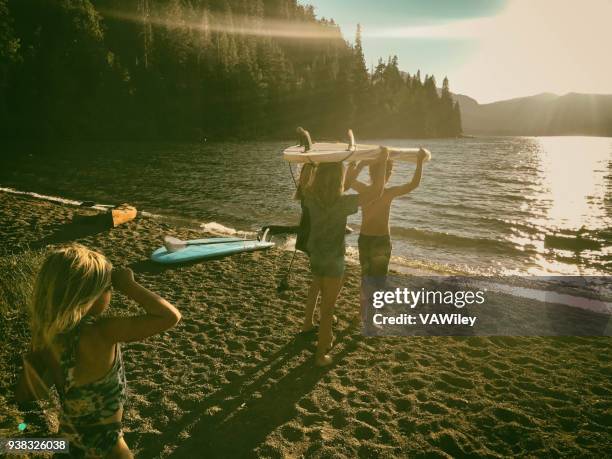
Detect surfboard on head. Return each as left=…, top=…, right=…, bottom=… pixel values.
left=283, top=143, right=431, bottom=164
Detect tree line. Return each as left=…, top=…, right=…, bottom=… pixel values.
left=0, top=0, right=462, bottom=141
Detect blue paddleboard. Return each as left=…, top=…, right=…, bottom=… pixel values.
left=151, top=237, right=274, bottom=264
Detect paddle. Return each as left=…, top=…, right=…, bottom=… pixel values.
left=163, top=235, right=257, bottom=253
left=80, top=200, right=115, bottom=209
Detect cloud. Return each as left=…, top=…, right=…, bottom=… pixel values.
left=363, top=16, right=496, bottom=39
left=451, top=0, right=612, bottom=102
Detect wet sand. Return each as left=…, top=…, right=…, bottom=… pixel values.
left=0, top=191, right=610, bottom=457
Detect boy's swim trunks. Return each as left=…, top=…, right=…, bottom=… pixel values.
left=358, top=234, right=392, bottom=276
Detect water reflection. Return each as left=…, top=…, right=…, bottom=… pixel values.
left=532, top=136, right=610, bottom=231
left=518, top=136, right=611, bottom=275
left=1, top=137, right=610, bottom=276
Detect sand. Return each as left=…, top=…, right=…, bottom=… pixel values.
left=0, top=191, right=610, bottom=458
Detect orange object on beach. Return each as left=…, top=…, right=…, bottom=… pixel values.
left=73, top=203, right=137, bottom=228
left=111, top=204, right=137, bottom=227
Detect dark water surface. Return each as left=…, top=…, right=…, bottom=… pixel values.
left=1, top=137, right=610, bottom=275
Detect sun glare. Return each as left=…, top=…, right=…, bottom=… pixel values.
left=453, top=0, right=612, bottom=102
left=98, top=8, right=341, bottom=41
left=532, top=136, right=610, bottom=231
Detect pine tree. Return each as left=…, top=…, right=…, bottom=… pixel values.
left=352, top=24, right=370, bottom=131
left=452, top=101, right=462, bottom=136
left=0, top=0, right=462, bottom=140
left=0, top=0, right=19, bottom=138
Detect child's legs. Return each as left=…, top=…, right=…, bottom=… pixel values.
left=317, top=276, right=343, bottom=355
left=62, top=421, right=129, bottom=459
left=109, top=436, right=132, bottom=459
left=303, top=276, right=321, bottom=330
left=358, top=277, right=368, bottom=325
left=357, top=236, right=372, bottom=323
left=358, top=235, right=391, bottom=326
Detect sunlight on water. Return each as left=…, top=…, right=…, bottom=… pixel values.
left=531, top=136, right=610, bottom=231
left=1, top=137, right=610, bottom=276
left=517, top=137, right=611, bottom=275
left=379, top=136, right=611, bottom=276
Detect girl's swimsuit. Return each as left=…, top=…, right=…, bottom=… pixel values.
left=304, top=194, right=359, bottom=277
left=58, top=318, right=127, bottom=457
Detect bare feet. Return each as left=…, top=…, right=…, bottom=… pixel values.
left=352, top=313, right=383, bottom=331
left=315, top=353, right=333, bottom=367
left=314, top=333, right=335, bottom=366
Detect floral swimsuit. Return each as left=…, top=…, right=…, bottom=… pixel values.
left=58, top=318, right=127, bottom=457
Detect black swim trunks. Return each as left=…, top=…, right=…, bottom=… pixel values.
left=358, top=234, right=392, bottom=277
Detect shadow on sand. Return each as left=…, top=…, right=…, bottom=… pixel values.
left=27, top=221, right=111, bottom=253
left=131, top=327, right=361, bottom=458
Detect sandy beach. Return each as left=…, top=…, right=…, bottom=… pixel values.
left=0, top=191, right=610, bottom=458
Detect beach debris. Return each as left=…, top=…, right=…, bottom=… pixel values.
left=72, top=203, right=137, bottom=228
left=111, top=204, right=137, bottom=227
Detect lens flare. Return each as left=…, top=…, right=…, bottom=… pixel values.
left=98, top=8, right=343, bottom=41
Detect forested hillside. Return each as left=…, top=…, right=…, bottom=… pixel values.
left=0, top=0, right=462, bottom=140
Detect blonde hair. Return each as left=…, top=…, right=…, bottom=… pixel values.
left=307, top=162, right=345, bottom=207
left=30, top=244, right=112, bottom=350
left=369, top=159, right=394, bottom=182
left=293, top=163, right=315, bottom=200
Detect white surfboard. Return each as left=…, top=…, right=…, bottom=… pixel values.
left=283, top=143, right=431, bottom=164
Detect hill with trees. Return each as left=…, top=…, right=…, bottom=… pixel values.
left=0, top=0, right=462, bottom=140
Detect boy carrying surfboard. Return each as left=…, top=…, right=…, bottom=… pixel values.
left=346, top=148, right=428, bottom=325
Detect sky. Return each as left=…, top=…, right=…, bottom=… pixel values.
left=299, top=0, right=612, bottom=103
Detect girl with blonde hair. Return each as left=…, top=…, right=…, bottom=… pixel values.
left=16, top=244, right=181, bottom=458
left=302, top=149, right=388, bottom=366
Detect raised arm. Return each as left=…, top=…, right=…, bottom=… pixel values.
left=386, top=148, right=426, bottom=199
left=344, top=161, right=366, bottom=191
left=94, top=268, right=181, bottom=344
left=370, top=147, right=389, bottom=196
left=295, top=163, right=314, bottom=199
left=356, top=148, right=389, bottom=206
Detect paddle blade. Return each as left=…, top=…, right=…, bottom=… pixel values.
left=164, top=236, right=187, bottom=253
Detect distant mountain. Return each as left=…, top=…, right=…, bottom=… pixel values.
left=452, top=92, right=612, bottom=136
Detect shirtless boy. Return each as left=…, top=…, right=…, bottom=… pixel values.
left=347, top=148, right=427, bottom=323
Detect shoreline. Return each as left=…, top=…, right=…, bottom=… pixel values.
left=2, top=185, right=610, bottom=314
left=0, top=190, right=610, bottom=456
left=2, top=136, right=610, bottom=281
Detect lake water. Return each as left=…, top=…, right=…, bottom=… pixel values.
left=1, top=137, right=610, bottom=275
